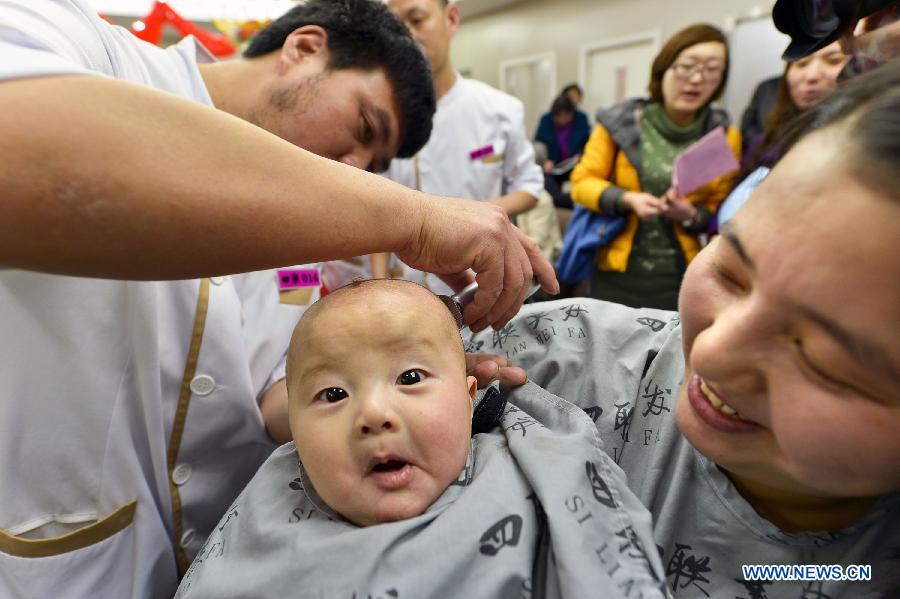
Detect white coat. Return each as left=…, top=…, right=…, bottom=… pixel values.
left=0, top=2, right=317, bottom=595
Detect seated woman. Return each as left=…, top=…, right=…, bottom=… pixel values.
left=470, top=62, right=900, bottom=598
left=535, top=93, right=591, bottom=211
left=570, top=24, right=740, bottom=310
left=176, top=279, right=667, bottom=598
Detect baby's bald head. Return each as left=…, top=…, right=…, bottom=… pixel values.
left=286, top=279, right=465, bottom=392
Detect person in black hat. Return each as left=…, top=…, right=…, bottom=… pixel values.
left=774, top=0, right=899, bottom=79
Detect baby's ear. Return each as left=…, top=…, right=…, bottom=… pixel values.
left=466, top=376, right=478, bottom=410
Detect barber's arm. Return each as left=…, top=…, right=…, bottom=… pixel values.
left=0, top=75, right=557, bottom=328
left=488, top=191, right=538, bottom=217
left=490, top=101, right=543, bottom=217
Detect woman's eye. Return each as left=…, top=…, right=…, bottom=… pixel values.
left=712, top=260, right=746, bottom=293
left=794, top=340, right=838, bottom=384
left=316, top=387, right=348, bottom=403
left=359, top=117, right=374, bottom=143
left=397, top=369, right=425, bottom=385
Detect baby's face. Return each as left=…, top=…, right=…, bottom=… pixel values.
left=288, top=285, right=476, bottom=526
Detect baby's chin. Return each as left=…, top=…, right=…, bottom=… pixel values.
left=342, top=495, right=437, bottom=527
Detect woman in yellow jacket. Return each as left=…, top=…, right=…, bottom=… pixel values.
left=571, top=24, right=740, bottom=309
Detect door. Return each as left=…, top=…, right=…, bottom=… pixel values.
left=724, top=15, right=791, bottom=127
left=580, top=31, right=660, bottom=121
left=500, top=52, right=557, bottom=138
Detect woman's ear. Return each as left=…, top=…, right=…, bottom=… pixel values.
left=277, top=25, right=328, bottom=74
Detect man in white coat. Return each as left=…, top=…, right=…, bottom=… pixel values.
left=380, top=0, right=546, bottom=294
left=0, top=1, right=557, bottom=597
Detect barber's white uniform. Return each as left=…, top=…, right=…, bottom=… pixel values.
left=383, top=75, right=543, bottom=295
left=0, top=2, right=315, bottom=596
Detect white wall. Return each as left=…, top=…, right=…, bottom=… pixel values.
left=451, top=0, right=781, bottom=125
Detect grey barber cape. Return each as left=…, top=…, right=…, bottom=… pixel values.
left=466, top=298, right=900, bottom=599
left=176, top=383, right=668, bottom=599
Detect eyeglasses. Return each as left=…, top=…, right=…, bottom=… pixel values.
left=669, top=62, right=725, bottom=82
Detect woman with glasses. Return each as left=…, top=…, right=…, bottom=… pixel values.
left=570, top=24, right=740, bottom=310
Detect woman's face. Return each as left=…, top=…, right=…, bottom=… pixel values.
left=676, top=129, right=900, bottom=500
left=552, top=110, right=574, bottom=127
left=661, top=41, right=727, bottom=124
left=786, top=42, right=849, bottom=109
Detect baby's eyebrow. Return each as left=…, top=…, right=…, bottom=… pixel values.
left=382, top=332, right=442, bottom=355
left=293, top=360, right=333, bottom=383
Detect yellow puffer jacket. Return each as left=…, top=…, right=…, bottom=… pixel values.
left=570, top=101, right=741, bottom=272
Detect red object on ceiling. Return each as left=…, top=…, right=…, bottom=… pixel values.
left=130, top=1, right=236, bottom=57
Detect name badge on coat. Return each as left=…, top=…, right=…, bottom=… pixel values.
left=276, top=268, right=320, bottom=306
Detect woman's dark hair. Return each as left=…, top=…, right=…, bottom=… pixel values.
left=244, top=0, right=435, bottom=159
left=561, top=82, right=583, bottom=98
left=742, top=63, right=801, bottom=171
left=648, top=24, right=729, bottom=105
left=782, top=60, right=900, bottom=197
left=759, top=64, right=802, bottom=148
left=550, top=94, right=576, bottom=118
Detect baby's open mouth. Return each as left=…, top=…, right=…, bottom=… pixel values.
left=371, top=459, right=408, bottom=473
left=366, top=457, right=415, bottom=489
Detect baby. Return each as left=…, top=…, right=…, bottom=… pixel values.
left=177, top=279, right=667, bottom=598
left=285, top=278, right=477, bottom=526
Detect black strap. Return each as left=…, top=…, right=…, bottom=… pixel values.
left=471, top=386, right=506, bottom=436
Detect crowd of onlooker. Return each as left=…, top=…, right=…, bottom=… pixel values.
left=527, top=23, right=852, bottom=310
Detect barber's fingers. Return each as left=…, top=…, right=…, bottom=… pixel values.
left=465, top=352, right=527, bottom=389
left=461, top=216, right=506, bottom=329
left=482, top=230, right=537, bottom=330
left=515, top=225, right=558, bottom=295
left=468, top=222, right=557, bottom=331
left=469, top=231, right=527, bottom=331
left=395, top=196, right=556, bottom=329
left=436, top=269, right=476, bottom=294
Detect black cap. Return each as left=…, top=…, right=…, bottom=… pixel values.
left=774, top=0, right=893, bottom=60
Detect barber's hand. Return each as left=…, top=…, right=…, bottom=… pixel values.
left=660, top=187, right=698, bottom=221
left=543, top=160, right=555, bottom=174
left=396, top=196, right=559, bottom=332
left=622, top=191, right=664, bottom=220
left=466, top=353, right=527, bottom=390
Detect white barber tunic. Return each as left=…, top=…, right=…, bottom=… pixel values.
left=383, top=75, right=544, bottom=295
left=0, top=2, right=317, bottom=596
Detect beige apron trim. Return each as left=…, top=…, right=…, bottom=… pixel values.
left=0, top=501, right=137, bottom=558
left=278, top=287, right=314, bottom=306
left=168, top=277, right=210, bottom=575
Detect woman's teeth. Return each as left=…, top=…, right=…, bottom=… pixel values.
left=700, top=379, right=745, bottom=420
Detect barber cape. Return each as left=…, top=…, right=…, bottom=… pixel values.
left=176, top=383, right=668, bottom=598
